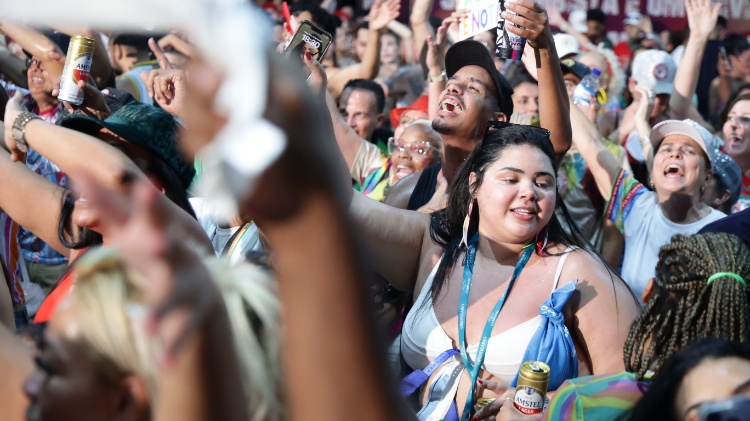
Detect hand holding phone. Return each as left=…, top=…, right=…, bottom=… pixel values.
left=284, top=20, right=332, bottom=79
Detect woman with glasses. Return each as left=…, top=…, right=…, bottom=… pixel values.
left=722, top=93, right=750, bottom=212
left=348, top=122, right=639, bottom=421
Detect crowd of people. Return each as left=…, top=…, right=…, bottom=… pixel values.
left=0, top=0, right=749, bottom=420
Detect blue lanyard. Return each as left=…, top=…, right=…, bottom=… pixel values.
left=458, top=233, right=534, bottom=421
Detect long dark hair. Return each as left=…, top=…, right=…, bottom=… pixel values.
left=427, top=125, right=597, bottom=303
left=629, top=338, right=750, bottom=421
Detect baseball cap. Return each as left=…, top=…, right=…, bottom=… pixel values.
left=444, top=40, right=514, bottom=118
left=554, top=33, right=580, bottom=59
left=712, top=150, right=742, bottom=206
left=61, top=102, right=195, bottom=189
left=624, top=12, right=643, bottom=27
left=390, top=95, right=429, bottom=128
left=649, top=119, right=716, bottom=165
left=567, top=10, right=588, bottom=33
left=631, top=50, right=676, bottom=95
left=560, top=58, right=591, bottom=80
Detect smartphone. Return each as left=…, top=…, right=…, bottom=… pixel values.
left=699, top=394, right=750, bottom=421
left=720, top=47, right=732, bottom=72
left=284, top=20, right=332, bottom=79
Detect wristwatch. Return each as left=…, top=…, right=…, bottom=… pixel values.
left=428, top=71, right=448, bottom=83
left=11, top=111, right=40, bottom=153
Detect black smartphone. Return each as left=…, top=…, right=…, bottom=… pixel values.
left=284, top=20, right=332, bottom=79
left=700, top=394, right=750, bottom=421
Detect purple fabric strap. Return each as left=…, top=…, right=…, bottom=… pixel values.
left=400, top=348, right=459, bottom=396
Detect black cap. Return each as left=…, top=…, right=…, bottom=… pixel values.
left=445, top=40, right=514, bottom=118
left=560, top=58, right=591, bottom=81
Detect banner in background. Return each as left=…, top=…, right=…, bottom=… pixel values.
left=457, top=0, right=499, bottom=39
left=430, top=0, right=750, bottom=40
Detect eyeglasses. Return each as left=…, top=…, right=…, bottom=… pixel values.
left=485, top=120, right=551, bottom=138
left=25, top=57, right=44, bottom=70
left=387, top=137, right=433, bottom=157
left=726, top=115, right=750, bottom=126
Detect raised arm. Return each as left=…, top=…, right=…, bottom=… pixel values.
left=325, top=90, right=365, bottom=170
left=0, top=21, right=64, bottom=83
left=0, top=146, right=68, bottom=256
left=409, top=0, right=434, bottom=60
left=505, top=0, right=572, bottom=163
left=570, top=99, right=622, bottom=199
left=326, top=0, right=399, bottom=99
left=668, top=0, right=719, bottom=125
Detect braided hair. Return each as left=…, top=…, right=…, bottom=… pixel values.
left=623, top=232, right=750, bottom=379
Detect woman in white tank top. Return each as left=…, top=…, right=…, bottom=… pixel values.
left=350, top=124, right=640, bottom=420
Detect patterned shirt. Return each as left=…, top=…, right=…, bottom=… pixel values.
left=542, top=371, right=650, bottom=420
left=1, top=80, right=69, bottom=265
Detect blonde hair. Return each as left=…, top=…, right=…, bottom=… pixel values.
left=68, top=247, right=284, bottom=421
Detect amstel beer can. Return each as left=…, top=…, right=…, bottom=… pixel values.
left=495, top=0, right=526, bottom=60
left=58, top=35, right=95, bottom=105
left=513, top=361, right=549, bottom=415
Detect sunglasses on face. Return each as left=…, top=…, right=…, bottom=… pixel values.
left=25, top=57, right=44, bottom=71
left=484, top=120, right=551, bottom=138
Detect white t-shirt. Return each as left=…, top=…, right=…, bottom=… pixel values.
left=606, top=170, right=725, bottom=302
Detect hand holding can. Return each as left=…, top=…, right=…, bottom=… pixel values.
left=58, top=35, right=95, bottom=105
left=499, top=0, right=554, bottom=51
left=495, top=0, right=525, bottom=60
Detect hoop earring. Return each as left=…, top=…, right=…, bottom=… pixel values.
left=461, top=197, right=475, bottom=250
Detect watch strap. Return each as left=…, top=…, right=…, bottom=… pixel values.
left=11, top=111, right=40, bottom=153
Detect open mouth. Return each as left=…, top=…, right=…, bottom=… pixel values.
left=663, top=163, right=684, bottom=177
left=511, top=207, right=537, bottom=220
left=438, top=97, right=463, bottom=115
left=393, top=165, right=414, bottom=179
left=30, top=76, right=44, bottom=84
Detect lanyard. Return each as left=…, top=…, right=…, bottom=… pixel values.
left=458, top=234, right=534, bottom=421
left=221, top=223, right=252, bottom=257
left=362, top=159, right=391, bottom=195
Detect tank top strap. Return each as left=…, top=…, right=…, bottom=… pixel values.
left=551, top=246, right=577, bottom=292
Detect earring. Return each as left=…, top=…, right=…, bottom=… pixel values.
left=460, top=197, right=475, bottom=250
left=536, top=226, right=549, bottom=256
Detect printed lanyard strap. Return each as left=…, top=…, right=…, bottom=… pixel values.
left=458, top=233, right=534, bottom=421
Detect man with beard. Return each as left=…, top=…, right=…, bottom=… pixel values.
left=386, top=16, right=572, bottom=211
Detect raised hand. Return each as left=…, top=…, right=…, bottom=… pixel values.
left=502, top=0, right=553, bottom=50
left=686, top=0, right=721, bottom=40
left=141, top=68, right=187, bottom=118
left=149, top=37, right=174, bottom=70
left=446, top=9, right=469, bottom=43
left=48, top=50, right=111, bottom=119
left=368, top=0, right=400, bottom=32
left=425, top=20, right=449, bottom=74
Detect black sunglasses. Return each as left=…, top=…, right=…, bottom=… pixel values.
left=484, top=120, right=551, bottom=138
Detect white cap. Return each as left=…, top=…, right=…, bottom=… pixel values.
left=554, top=33, right=580, bottom=59
left=631, top=50, right=676, bottom=95
left=624, top=12, right=643, bottom=26
left=567, top=10, right=588, bottom=33
left=650, top=119, right=716, bottom=165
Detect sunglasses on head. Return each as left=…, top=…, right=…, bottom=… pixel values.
left=484, top=120, right=551, bottom=138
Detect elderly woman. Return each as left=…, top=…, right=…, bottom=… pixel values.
left=570, top=100, right=725, bottom=302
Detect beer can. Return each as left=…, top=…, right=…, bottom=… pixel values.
left=495, top=0, right=526, bottom=60
left=513, top=361, right=549, bottom=415
left=58, top=35, right=96, bottom=105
